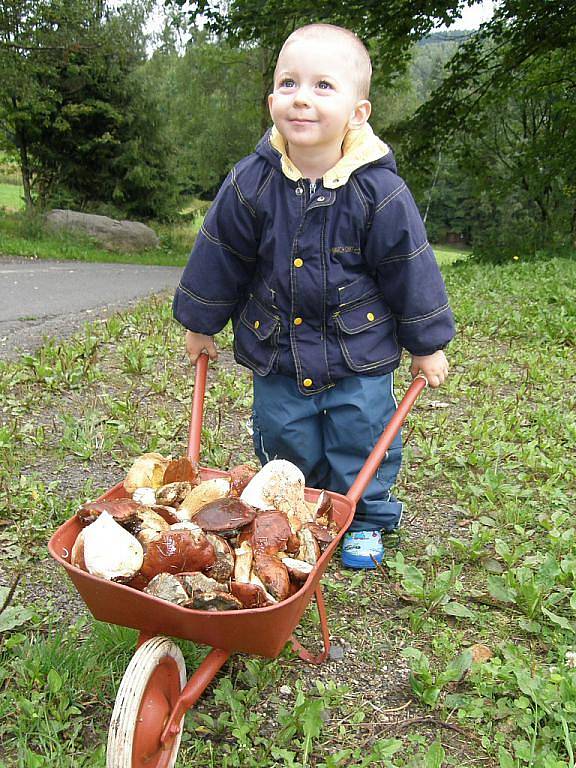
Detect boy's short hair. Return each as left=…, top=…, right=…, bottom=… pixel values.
left=278, top=23, right=372, bottom=100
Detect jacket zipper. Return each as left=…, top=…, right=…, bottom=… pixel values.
left=309, top=180, right=317, bottom=196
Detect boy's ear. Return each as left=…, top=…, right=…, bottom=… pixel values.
left=268, top=93, right=274, bottom=115
left=348, top=100, right=371, bottom=129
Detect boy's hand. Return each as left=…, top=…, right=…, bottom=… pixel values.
left=185, top=330, right=218, bottom=364
left=410, top=350, right=449, bottom=388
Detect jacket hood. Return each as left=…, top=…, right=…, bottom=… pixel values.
left=255, top=124, right=396, bottom=187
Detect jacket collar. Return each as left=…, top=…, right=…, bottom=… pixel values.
left=268, top=123, right=390, bottom=188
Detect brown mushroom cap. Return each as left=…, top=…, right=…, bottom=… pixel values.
left=228, top=464, right=259, bottom=497
left=240, top=510, right=293, bottom=555
left=139, top=529, right=216, bottom=584
left=230, top=581, right=270, bottom=608
left=163, top=457, right=200, bottom=485
left=253, top=552, right=290, bottom=602
left=186, top=591, right=243, bottom=611
left=77, top=498, right=143, bottom=526
left=193, top=497, right=256, bottom=533
left=204, top=534, right=235, bottom=582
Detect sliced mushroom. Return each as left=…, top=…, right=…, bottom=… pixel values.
left=297, top=528, right=320, bottom=565
left=123, top=508, right=171, bottom=539
left=313, top=491, right=335, bottom=527
left=234, top=541, right=253, bottom=583
left=156, top=481, right=194, bottom=507
left=282, top=557, right=314, bottom=584
left=177, top=478, right=231, bottom=520
left=204, top=534, right=235, bottom=582
left=163, top=457, right=200, bottom=485
left=303, top=522, right=335, bottom=551
left=124, top=452, right=171, bottom=493
left=144, top=573, right=189, bottom=605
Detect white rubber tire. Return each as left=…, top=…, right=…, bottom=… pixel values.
left=106, top=636, right=187, bottom=768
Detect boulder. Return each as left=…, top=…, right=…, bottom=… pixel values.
left=46, top=209, right=159, bottom=252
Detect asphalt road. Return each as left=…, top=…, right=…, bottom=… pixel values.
left=0, top=257, right=184, bottom=359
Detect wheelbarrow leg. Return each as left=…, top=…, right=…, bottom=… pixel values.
left=159, top=648, right=231, bottom=746
left=290, top=586, right=331, bottom=664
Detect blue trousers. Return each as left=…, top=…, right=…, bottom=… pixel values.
left=252, top=372, right=403, bottom=532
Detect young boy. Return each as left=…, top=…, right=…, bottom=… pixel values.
left=173, top=23, right=454, bottom=568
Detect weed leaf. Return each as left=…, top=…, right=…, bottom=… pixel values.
left=0, top=604, right=33, bottom=632
left=498, top=746, right=515, bottom=768
left=425, top=739, right=445, bottom=767
left=542, top=606, right=576, bottom=633
left=487, top=575, right=516, bottom=603
left=442, top=601, right=475, bottom=619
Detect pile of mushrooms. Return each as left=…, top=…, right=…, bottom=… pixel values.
left=70, top=454, right=339, bottom=610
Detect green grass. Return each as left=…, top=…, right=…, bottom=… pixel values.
left=0, top=183, right=24, bottom=212
left=434, top=244, right=470, bottom=265
left=0, top=255, right=575, bottom=766
left=0, top=209, right=199, bottom=266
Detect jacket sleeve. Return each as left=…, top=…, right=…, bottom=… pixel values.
left=173, top=166, right=258, bottom=335
left=364, top=179, right=455, bottom=356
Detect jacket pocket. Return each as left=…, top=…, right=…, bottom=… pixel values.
left=336, top=273, right=379, bottom=307
left=233, top=295, right=280, bottom=375
left=334, top=296, right=400, bottom=372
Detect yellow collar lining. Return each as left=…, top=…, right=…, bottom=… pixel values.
left=269, top=124, right=389, bottom=189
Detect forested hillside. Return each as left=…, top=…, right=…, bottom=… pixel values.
left=1, top=0, right=574, bottom=259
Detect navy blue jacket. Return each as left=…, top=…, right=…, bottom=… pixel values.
left=173, top=127, right=455, bottom=395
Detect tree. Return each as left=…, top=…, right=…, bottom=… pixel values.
left=0, top=0, right=180, bottom=219
left=144, top=29, right=262, bottom=197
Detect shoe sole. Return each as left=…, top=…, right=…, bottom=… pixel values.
left=341, top=551, right=383, bottom=570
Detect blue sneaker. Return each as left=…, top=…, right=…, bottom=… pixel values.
left=341, top=531, right=384, bottom=569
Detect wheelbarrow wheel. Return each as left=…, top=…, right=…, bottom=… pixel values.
left=107, top=636, right=187, bottom=768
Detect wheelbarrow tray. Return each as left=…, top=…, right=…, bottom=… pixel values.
left=48, top=467, right=354, bottom=659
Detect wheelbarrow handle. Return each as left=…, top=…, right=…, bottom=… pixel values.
left=346, top=374, right=428, bottom=507
left=187, top=354, right=427, bottom=496
left=187, top=353, right=209, bottom=464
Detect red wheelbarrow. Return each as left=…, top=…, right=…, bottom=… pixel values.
left=48, top=355, right=427, bottom=768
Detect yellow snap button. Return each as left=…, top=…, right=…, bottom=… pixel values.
left=254, top=320, right=260, bottom=329
left=293, top=258, right=304, bottom=268
left=293, top=317, right=303, bottom=326
left=366, top=312, right=375, bottom=321
left=303, top=378, right=313, bottom=387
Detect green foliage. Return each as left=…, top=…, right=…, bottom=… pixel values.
left=0, top=0, right=180, bottom=219
left=143, top=29, right=263, bottom=197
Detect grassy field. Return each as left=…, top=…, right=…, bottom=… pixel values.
left=0, top=256, right=574, bottom=767
left=0, top=198, right=469, bottom=268
left=0, top=183, right=24, bottom=212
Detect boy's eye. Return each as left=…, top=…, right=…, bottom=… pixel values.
left=279, top=78, right=295, bottom=88
left=317, top=80, right=332, bottom=90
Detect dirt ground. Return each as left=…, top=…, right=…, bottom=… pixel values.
left=1, top=294, right=493, bottom=767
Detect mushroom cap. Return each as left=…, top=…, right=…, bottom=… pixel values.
left=83, top=511, right=144, bottom=581
left=193, top=497, right=256, bottom=533
left=240, top=460, right=305, bottom=513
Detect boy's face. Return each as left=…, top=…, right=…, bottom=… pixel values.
left=268, top=36, right=370, bottom=156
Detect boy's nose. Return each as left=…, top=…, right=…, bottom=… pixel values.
left=292, top=86, right=312, bottom=107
